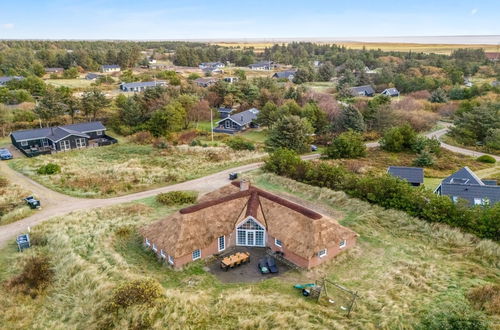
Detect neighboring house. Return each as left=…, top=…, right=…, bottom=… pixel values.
left=140, top=180, right=358, bottom=269
left=199, top=62, right=225, bottom=69
left=194, top=77, right=218, bottom=87
left=434, top=167, right=500, bottom=206
left=349, top=85, right=375, bottom=97
left=0, top=76, right=24, bottom=87
left=492, top=81, right=500, bottom=87
left=45, top=67, right=64, bottom=74
left=313, top=60, right=322, bottom=67
left=381, top=88, right=400, bottom=97
left=148, top=63, right=170, bottom=70
left=223, top=77, right=239, bottom=84
left=364, top=66, right=378, bottom=74
left=85, top=73, right=102, bottom=81
left=120, top=80, right=167, bottom=92
left=485, top=52, right=500, bottom=62
left=213, top=108, right=259, bottom=134
left=202, top=67, right=224, bottom=75
left=272, top=70, right=297, bottom=81
left=248, top=61, right=273, bottom=70
left=10, top=121, right=117, bottom=157
left=101, top=65, right=121, bottom=73
left=217, top=107, right=234, bottom=119
left=148, top=57, right=157, bottom=64
left=464, top=78, right=473, bottom=87
left=387, top=166, right=424, bottom=187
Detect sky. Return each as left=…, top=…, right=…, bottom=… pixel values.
left=0, top=0, right=499, bottom=41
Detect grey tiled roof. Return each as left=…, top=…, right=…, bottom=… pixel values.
left=349, top=85, right=375, bottom=96
left=437, top=167, right=500, bottom=205
left=381, top=88, right=400, bottom=96
left=387, top=166, right=424, bottom=184
left=273, top=70, right=297, bottom=79
left=11, top=122, right=106, bottom=142
left=217, top=108, right=259, bottom=126
left=0, top=76, right=24, bottom=85
left=121, top=81, right=167, bottom=89
left=101, top=64, right=120, bottom=69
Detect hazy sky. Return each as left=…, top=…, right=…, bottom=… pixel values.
left=1, top=0, right=499, bottom=40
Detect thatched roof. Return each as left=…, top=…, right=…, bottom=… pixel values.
left=140, top=182, right=358, bottom=259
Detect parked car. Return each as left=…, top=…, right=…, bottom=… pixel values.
left=258, top=258, right=270, bottom=274
left=0, top=148, right=13, bottom=160
left=266, top=256, right=279, bottom=273
left=310, top=145, right=318, bottom=152
left=24, top=196, right=41, bottom=209
left=229, top=172, right=238, bottom=180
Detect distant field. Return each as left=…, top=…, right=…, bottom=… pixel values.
left=214, top=42, right=499, bottom=55
left=45, top=79, right=94, bottom=89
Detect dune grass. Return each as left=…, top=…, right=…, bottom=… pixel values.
left=0, top=172, right=498, bottom=328
left=9, top=143, right=266, bottom=198
left=0, top=174, right=34, bottom=225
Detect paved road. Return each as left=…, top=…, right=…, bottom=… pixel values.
left=0, top=154, right=320, bottom=247
left=1, top=124, right=498, bottom=248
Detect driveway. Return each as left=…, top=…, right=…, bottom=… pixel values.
left=1, top=123, right=498, bottom=248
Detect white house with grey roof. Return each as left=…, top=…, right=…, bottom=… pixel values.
left=213, top=108, right=260, bottom=134
left=434, top=167, right=500, bottom=206
left=248, top=61, right=273, bottom=70
left=120, top=80, right=167, bottom=92
left=101, top=65, right=121, bottom=73
left=381, top=88, right=400, bottom=97
left=10, top=122, right=116, bottom=157
left=272, top=70, right=297, bottom=81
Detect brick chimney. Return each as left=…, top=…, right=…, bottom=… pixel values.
left=240, top=179, right=250, bottom=191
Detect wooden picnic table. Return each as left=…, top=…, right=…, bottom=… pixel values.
left=220, top=252, right=250, bottom=271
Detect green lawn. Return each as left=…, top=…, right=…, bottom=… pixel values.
left=0, top=172, right=497, bottom=328
left=239, top=129, right=268, bottom=143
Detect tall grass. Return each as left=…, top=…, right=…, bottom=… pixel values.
left=9, top=143, right=266, bottom=198
left=0, top=173, right=498, bottom=328
left=0, top=175, right=33, bottom=225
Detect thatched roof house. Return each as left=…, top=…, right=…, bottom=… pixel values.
left=140, top=181, right=358, bottom=269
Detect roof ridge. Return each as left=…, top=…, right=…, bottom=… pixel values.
left=463, top=166, right=484, bottom=186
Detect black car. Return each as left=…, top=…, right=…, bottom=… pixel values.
left=229, top=172, right=238, bottom=180
left=310, top=145, right=318, bottom=152
left=24, top=196, right=41, bottom=209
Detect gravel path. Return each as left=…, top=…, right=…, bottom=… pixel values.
left=1, top=123, right=498, bottom=248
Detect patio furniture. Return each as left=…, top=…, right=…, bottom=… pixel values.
left=220, top=252, right=250, bottom=271
left=266, top=256, right=279, bottom=273
left=258, top=258, right=270, bottom=274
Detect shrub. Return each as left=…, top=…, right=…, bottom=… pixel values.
left=107, top=278, right=163, bottom=311
left=412, top=136, right=441, bottom=155
left=263, top=148, right=302, bottom=176
left=324, top=130, right=366, bottom=159
left=190, top=139, right=202, bottom=147
left=37, top=163, right=61, bottom=175
left=129, top=131, right=154, bottom=145
left=156, top=191, right=197, bottom=206
left=7, top=255, right=54, bottom=297
left=476, top=155, right=496, bottom=164
left=380, top=124, right=417, bottom=152
left=226, top=137, right=255, bottom=151
left=413, top=151, right=434, bottom=167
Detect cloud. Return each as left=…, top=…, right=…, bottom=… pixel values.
left=2, top=23, right=14, bottom=29
left=470, top=8, right=478, bottom=15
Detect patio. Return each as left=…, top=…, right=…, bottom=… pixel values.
left=208, top=247, right=292, bottom=283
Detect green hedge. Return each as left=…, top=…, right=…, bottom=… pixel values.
left=476, top=155, right=496, bottom=164
left=156, top=191, right=198, bottom=206
left=226, top=137, right=255, bottom=151
left=264, top=149, right=499, bottom=241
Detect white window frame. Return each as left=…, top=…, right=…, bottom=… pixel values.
left=145, top=238, right=151, bottom=247
left=275, top=238, right=282, bottom=247
left=59, top=140, right=71, bottom=151
left=192, top=249, right=201, bottom=260
left=20, top=141, right=28, bottom=146
left=152, top=243, right=157, bottom=252
left=168, top=255, right=174, bottom=265
left=218, top=236, right=226, bottom=252
left=452, top=196, right=458, bottom=203
left=318, top=249, right=327, bottom=258
left=339, top=240, right=347, bottom=249
left=473, top=198, right=482, bottom=205
left=160, top=249, right=166, bottom=259
left=75, top=138, right=86, bottom=149
left=96, top=130, right=103, bottom=136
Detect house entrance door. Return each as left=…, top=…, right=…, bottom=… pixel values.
left=236, top=218, right=266, bottom=247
